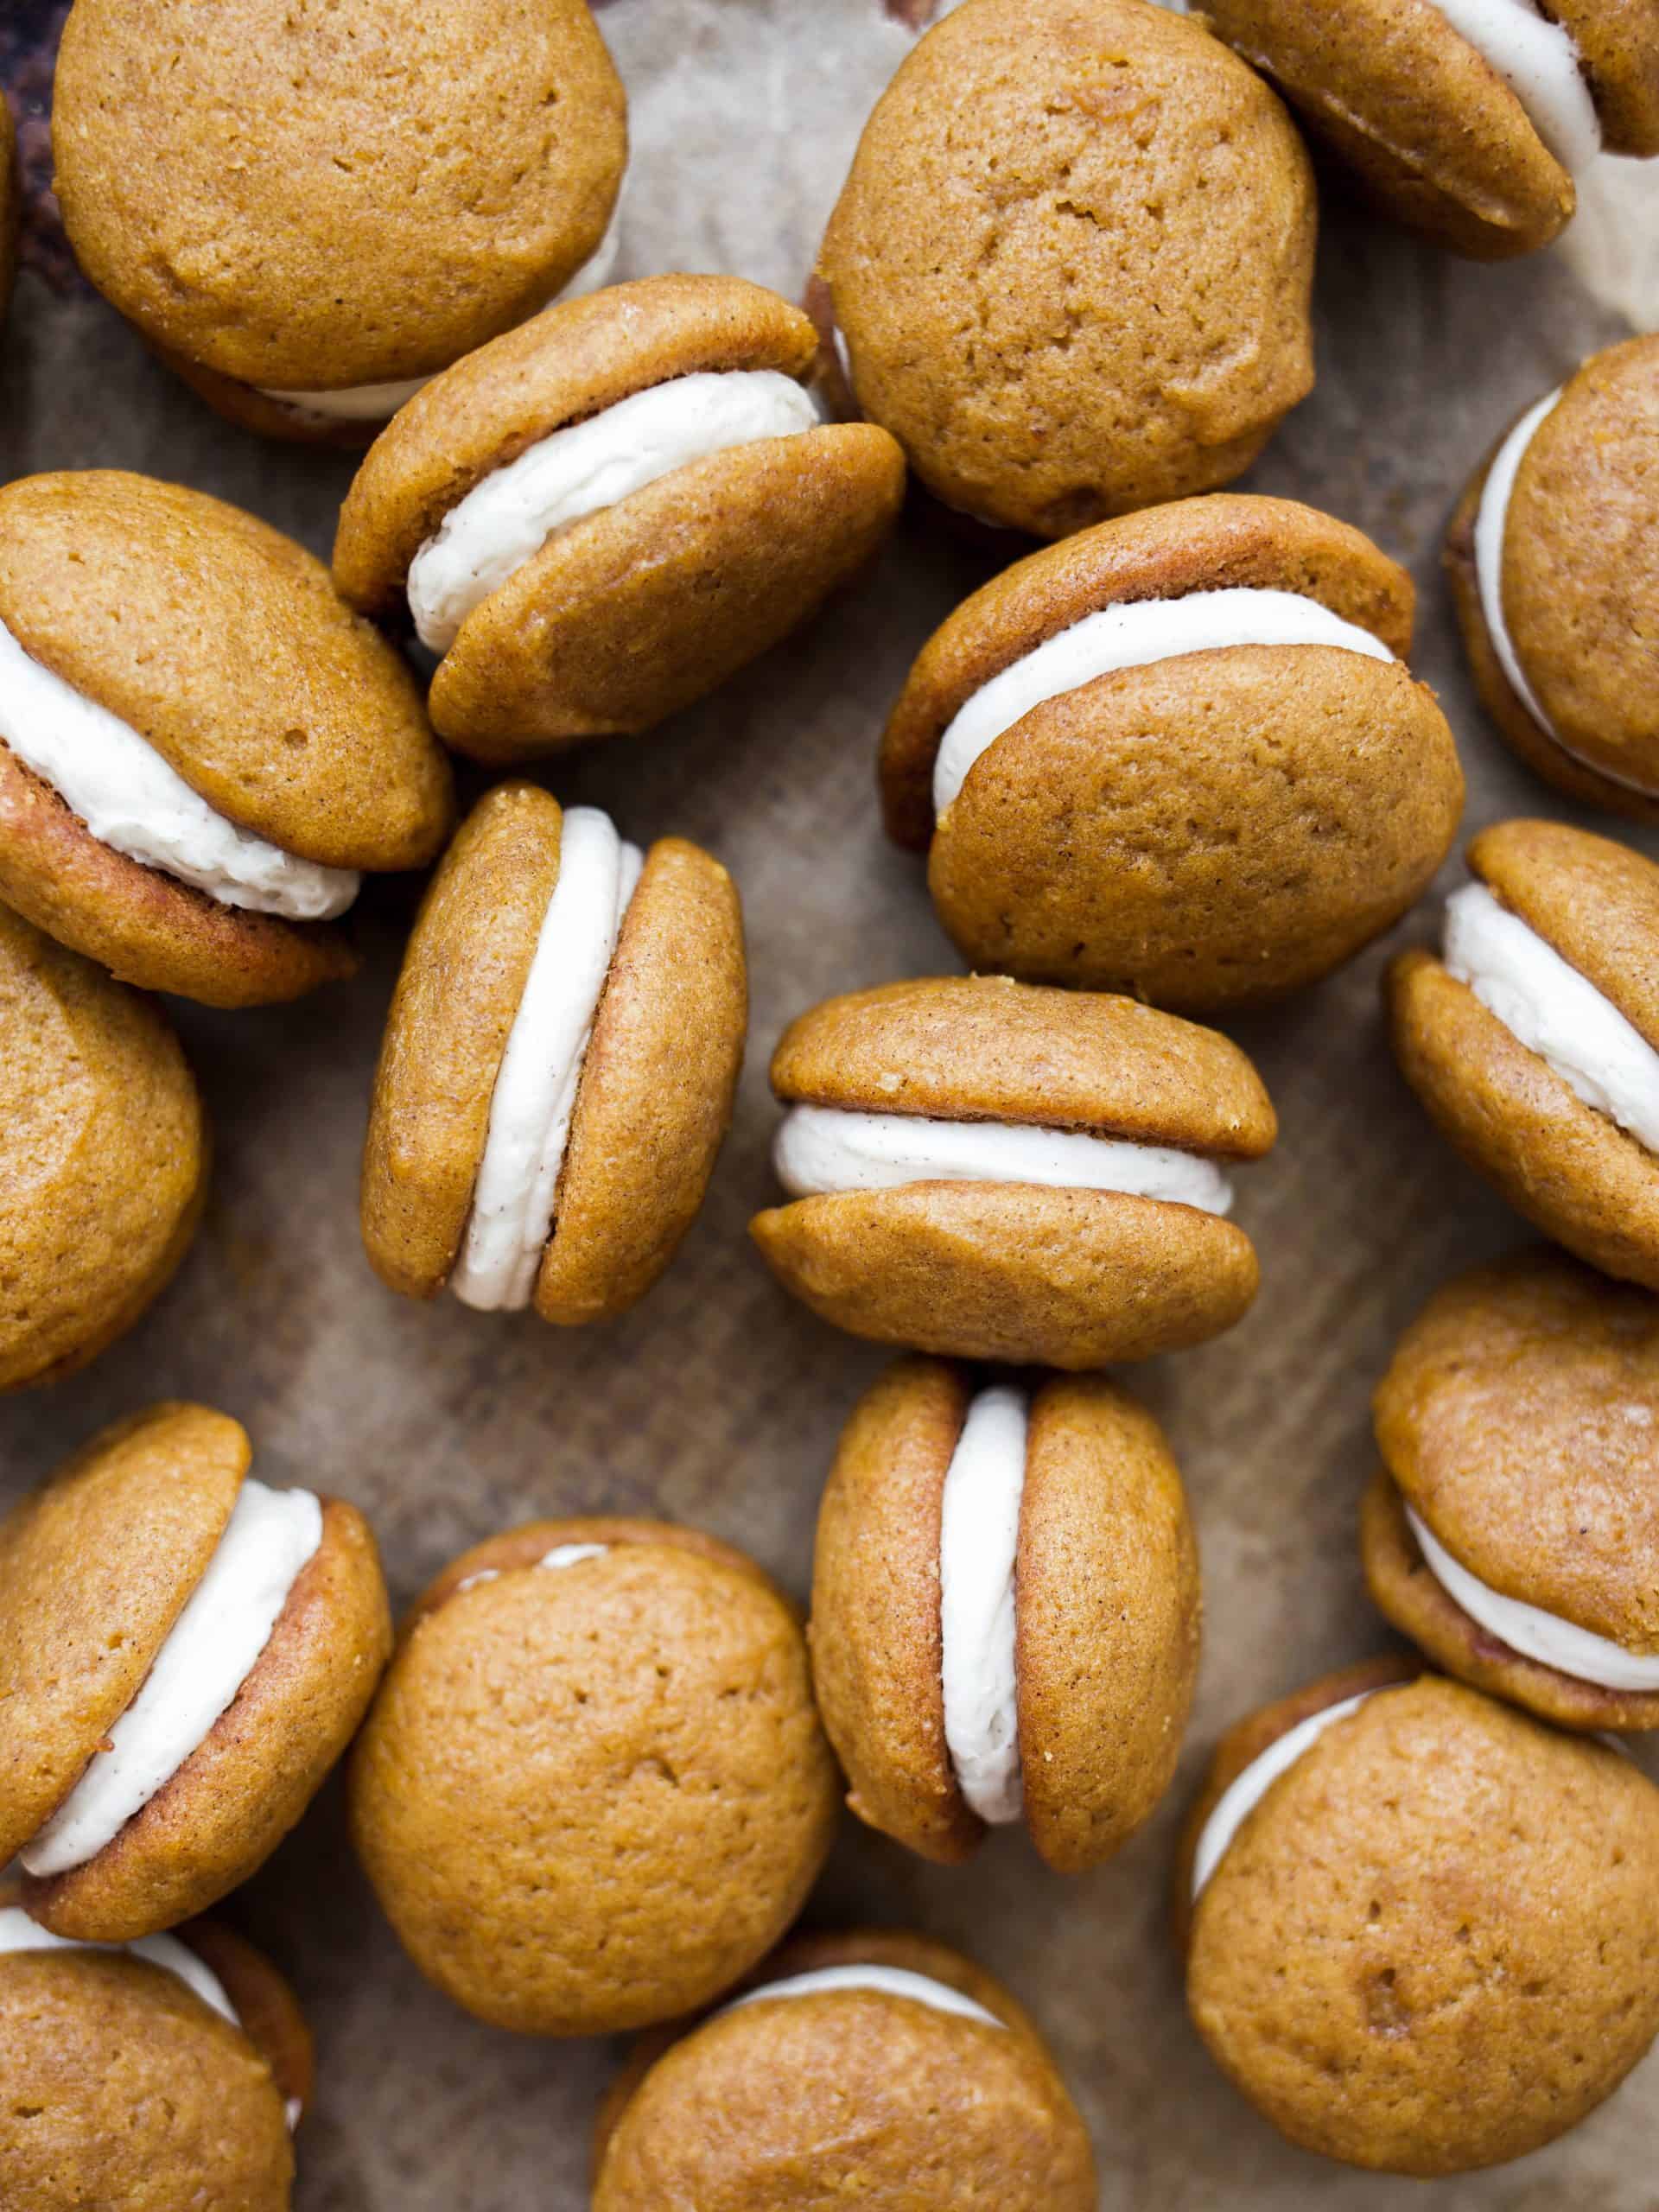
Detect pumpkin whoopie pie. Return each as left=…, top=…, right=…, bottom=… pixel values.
left=334, top=275, right=906, bottom=760
left=0, top=472, right=453, bottom=1007
left=881, top=494, right=1464, bottom=1009
left=1389, top=819, right=1659, bottom=1289
left=592, top=1928, right=1097, bottom=2212
left=1201, top=0, right=1659, bottom=257
left=349, top=1518, right=840, bottom=2036
left=752, top=975, right=1276, bottom=1366
left=1176, top=1662, right=1659, bottom=2175
left=1364, top=1248, right=1659, bottom=1730
left=0, top=906, right=205, bottom=1394
left=51, top=0, right=627, bottom=444
left=810, top=1359, right=1199, bottom=1870
left=0, top=1891, right=312, bottom=2210
left=361, top=783, right=746, bottom=1325
left=1447, top=334, right=1659, bottom=816
left=0, top=1402, right=391, bottom=1942
left=810, top=0, right=1316, bottom=537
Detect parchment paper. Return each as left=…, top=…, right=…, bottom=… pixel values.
left=3, top=4, right=1658, bottom=2206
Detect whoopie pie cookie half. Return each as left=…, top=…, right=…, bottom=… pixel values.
left=1364, top=1248, right=1659, bottom=1730
left=362, top=783, right=746, bottom=1325
left=349, top=1518, right=840, bottom=2037
left=0, top=472, right=453, bottom=1006
left=752, top=975, right=1276, bottom=1366
left=1447, top=334, right=1659, bottom=816
left=592, top=1928, right=1097, bottom=2212
left=1176, top=1661, right=1659, bottom=2175
left=0, top=1890, right=312, bottom=2211
left=1201, top=0, right=1659, bottom=257
left=811, top=0, right=1316, bottom=537
left=0, top=906, right=205, bottom=1394
left=51, top=0, right=626, bottom=444
left=810, top=1359, right=1199, bottom=1870
left=1390, top=819, right=1659, bottom=1289
left=0, top=1402, right=391, bottom=1941
left=334, top=274, right=906, bottom=760
left=882, top=494, right=1463, bottom=1009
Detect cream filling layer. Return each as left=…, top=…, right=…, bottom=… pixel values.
left=450, top=808, right=643, bottom=1313
left=1442, top=883, right=1659, bottom=1154
left=454, top=1541, right=610, bottom=1596
left=1433, top=0, right=1601, bottom=173
left=408, top=368, right=820, bottom=652
left=1407, top=1506, right=1659, bottom=1693
left=721, top=1964, right=1002, bottom=2029
left=0, top=1906, right=237, bottom=2024
left=1190, top=1692, right=1376, bottom=1900
left=939, top=1384, right=1029, bottom=1825
left=1473, top=387, right=1572, bottom=741
left=0, top=619, right=359, bottom=921
left=22, top=1481, right=323, bottom=1878
left=931, top=587, right=1396, bottom=817
left=772, top=1105, right=1235, bottom=1214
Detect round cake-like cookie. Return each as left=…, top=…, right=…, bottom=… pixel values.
left=0, top=906, right=206, bottom=1393
left=812, top=0, right=1316, bottom=537
left=881, top=494, right=1462, bottom=1010
left=752, top=974, right=1276, bottom=1366
left=1389, top=818, right=1659, bottom=1288
left=1202, top=0, right=1659, bottom=257
left=1177, top=1665, right=1659, bottom=2174
left=810, top=1359, right=1199, bottom=1870
left=348, top=1519, right=840, bottom=2036
left=361, top=783, right=747, bottom=1325
left=0, top=1891, right=312, bottom=2209
left=0, top=472, right=453, bottom=1006
left=1446, top=335, right=1659, bottom=815
left=51, top=0, right=627, bottom=444
left=334, top=275, right=906, bottom=759
left=1364, top=1248, right=1659, bottom=1729
left=0, top=1402, right=391, bottom=1940
left=591, top=1928, right=1096, bottom=2210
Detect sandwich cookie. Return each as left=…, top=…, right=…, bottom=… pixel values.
left=1389, top=819, right=1659, bottom=1289
left=592, top=1929, right=1096, bottom=2212
left=0, top=1892, right=312, bottom=2210
left=1201, top=0, right=1659, bottom=257
left=0, top=472, right=453, bottom=1007
left=1365, top=1248, right=1659, bottom=1730
left=1446, top=335, right=1659, bottom=815
left=348, top=1519, right=839, bottom=2035
left=1176, top=1663, right=1659, bottom=2173
left=752, top=975, right=1276, bottom=1366
left=811, top=0, right=1316, bottom=537
left=334, top=275, right=906, bottom=760
left=361, top=783, right=746, bottom=1326
left=881, top=495, right=1463, bottom=1010
left=0, top=1402, right=391, bottom=1941
left=0, top=906, right=205, bottom=1393
left=810, top=1359, right=1200, bottom=1868
left=51, top=0, right=627, bottom=445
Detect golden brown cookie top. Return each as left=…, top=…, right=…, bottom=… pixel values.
left=881, top=494, right=1416, bottom=848
left=1469, top=817, right=1659, bottom=1051
left=1375, top=1249, right=1659, bottom=1651
left=334, top=276, right=820, bottom=613
left=1549, top=0, right=1659, bottom=153
left=52, top=0, right=626, bottom=391
left=0, top=1404, right=248, bottom=1864
left=771, top=976, right=1277, bottom=1156
left=0, top=473, right=452, bottom=869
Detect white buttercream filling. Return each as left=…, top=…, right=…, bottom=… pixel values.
left=1442, top=883, right=1659, bottom=1154
left=772, top=1105, right=1235, bottom=1215
left=453, top=1541, right=610, bottom=1596
left=0, top=1906, right=237, bottom=2024
left=1190, top=1692, right=1376, bottom=1899
left=407, top=368, right=820, bottom=652
left=1434, top=0, right=1601, bottom=173
left=721, top=1964, right=1003, bottom=2029
left=0, top=619, right=359, bottom=922
left=931, top=587, right=1396, bottom=817
left=450, top=808, right=643, bottom=1313
left=22, top=1481, right=323, bottom=1878
left=1407, top=1505, right=1659, bottom=1692
left=939, top=1384, right=1028, bottom=1825
left=1473, top=387, right=1567, bottom=739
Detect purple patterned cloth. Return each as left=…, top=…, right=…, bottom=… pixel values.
left=1, top=1, right=78, bottom=290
